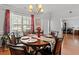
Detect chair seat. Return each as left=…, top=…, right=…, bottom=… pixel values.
left=16, top=44, right=25, bottom=47
left=11, top=47, right=24, bottom=50
left=9, top=46, right=27, bottom=55
left=7, top=43, right=25, bottom=47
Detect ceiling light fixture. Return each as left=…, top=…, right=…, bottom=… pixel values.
left=28, top=4, right=44, bottom=14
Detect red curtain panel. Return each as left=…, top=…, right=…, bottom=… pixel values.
left=4, top=9, right=10, bottom=34
left=31, top=15, right=34, bottom=33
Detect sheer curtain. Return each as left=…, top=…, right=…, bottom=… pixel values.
left=10, top=12, right=31, bottom=36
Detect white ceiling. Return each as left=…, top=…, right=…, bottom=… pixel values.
left=1, top=4, right=79, bottom=16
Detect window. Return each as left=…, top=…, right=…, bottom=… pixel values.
left=22, top=16, right=31, bottom=32
left=10, top=12, right=31, bottom=34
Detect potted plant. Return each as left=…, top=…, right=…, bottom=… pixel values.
left=1, top=33, right=10, bottom=48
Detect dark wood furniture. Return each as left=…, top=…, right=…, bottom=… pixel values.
left=10, top=35, right=16, bottom=44
left=53, top=37, right=63, bottom=55
left=50, top=31, right=64, bottom=55
left=7, top=34, right=26, bottom=51
left=21, top=39, right=50, bottom=55
left=9, top=45, right=27, bottom=55
left=50, top=31, right=59, bottom=38
left=74, top=30, right=79, bottom=35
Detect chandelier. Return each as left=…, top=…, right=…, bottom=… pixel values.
left=28, top=4, right=44, bottom=14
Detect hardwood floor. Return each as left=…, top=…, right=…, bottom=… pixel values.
left=61, top=34, right=79, bottom=55
left=0, top=48, right=10, bottom=55
left=0, top=34, right=79, bottom=55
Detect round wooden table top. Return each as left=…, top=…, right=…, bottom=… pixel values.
left=21, top=39, right=49, bottom=47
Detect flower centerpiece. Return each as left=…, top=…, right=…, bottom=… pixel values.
left=36, top=26, right=41, bottom=38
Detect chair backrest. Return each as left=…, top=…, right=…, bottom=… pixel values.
left=9, top=45, right=26, bottom=55
left=23, top=32, right=27, bottom=36
left=51, top=31, right=59, bottom=38
left=53, top=38, right=63, bottom=55
left=9, top=35, right=16, bottom=45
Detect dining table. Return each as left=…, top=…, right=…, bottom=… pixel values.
left=20, top=34, right=55, bottom=55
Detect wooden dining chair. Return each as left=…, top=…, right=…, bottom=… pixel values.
left=9, top=45, right=27, bottom=55
left=9, top=35, right=16, bottom=45
left=7, top=34, right=26, bottom=49
left=50, top=31, right=59, bottom=38
left=23, top=30, right=32, bottom=36
left=53, top=37, right=63, bottom=55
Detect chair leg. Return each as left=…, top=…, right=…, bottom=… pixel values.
left=59, top=48, right=61, bottom=55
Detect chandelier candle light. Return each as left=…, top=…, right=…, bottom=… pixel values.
left=28, top=4, right=44, bottom=14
